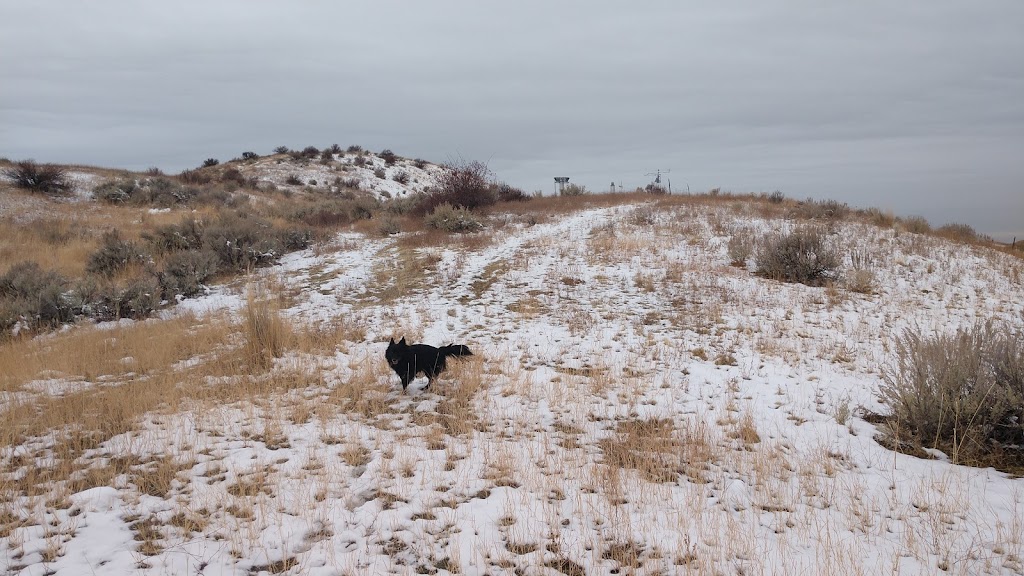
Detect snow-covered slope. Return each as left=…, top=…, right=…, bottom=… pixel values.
left=3, top=198, right=1023, bottom=576
left=235, top=151, right=445, bottom=200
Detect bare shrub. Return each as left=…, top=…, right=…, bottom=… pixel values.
left=878, top=321, right=1024, bottom=468
left=495, top=183, right=529, bottom=202
left=284, top=174, right=302, bottom=186
left=767, top=190, right=785, bottom=203
left=755, top=227, right=840, bottom=286
left=273, top=146, right=289, bottom=154
left=425, top=203, right=483, bottom=233
left=86, top=231, right=149, bottom=278
left=2, top=160, right=72, bottom=196
left=241, top=151, right=258, bottom=161
left=201, top=158, right=219, bottom=168
left=373, top=168, right=386, bottom=179
left=379, top=149, right=398, bottom=166
left=392, top=170, right=410, bottom=185
left=417, top=160, right=497, bottom=215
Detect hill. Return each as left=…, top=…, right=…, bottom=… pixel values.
left=1, top=158, right=1023, bottom=575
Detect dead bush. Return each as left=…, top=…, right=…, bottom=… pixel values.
left=416, top=160, right=496, bottom=215
left=878, top=321, right=1024, bottom=468
left=2, top=160, right=72, bottom=196
left=755, top=227, right=840, bottom=286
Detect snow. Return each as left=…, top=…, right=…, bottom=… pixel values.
left=235, top=152, right=445, bottom=200
left=3, top=198, right=1024, bottom=575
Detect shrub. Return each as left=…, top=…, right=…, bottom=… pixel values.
left=937, top=222, right=980, bottom=243
left=417, top=160, right=497, bottom=215
left=392, top=170, right=409, bottom=184
left=377, top=215, right=401, bottom=236
left=86, top=230, right=150, bottom=278
left=202, top=158, right=220, bottom=168
left=93, top=177, right=194, bottom=207
left=241, top=151, right=259, bottom=161
left=280, top=227, right=313, bottom=251
left=273, top=146, right=290, bottom=154
left=0, top=262, right=74, bottom=333
left=202, top=213, right=283, bottom=272
left=301, top=146, right=320, bottom=158
left=220, top=167, right=246, bottom=185
left=727, top=234, right=754, bottom=267
left=768, top=190, right=785, bottom=203
left=327, top=144, right=342, bottom=154
left=353, top=156, right=368, bottom=167
left=795, top=198, right=849, bottom=221
left=560, top=183, right=588, bottom=197
left=373, top=168, right=386, bottom=179
left=159, top=250, right=219, bottom=299
left=878, top=321, right=1024, bottom=467
left=2, top=160, right=72, bottom=196
left=179, top=168, right=212, bottom=185
left=338, top=177, right=361, bottom=189
left=146, top=167, right=164, bottom=176
left=82, top=274, right=161, bottom=321
left=144, top=218, right=205, bottom=255
left=413, top=158, right=428, bottom=169
left=347, top=145, right=363, bottom=154
left=285, top=174, right=303, bottom=186
left=495, top=183, right=529, bottom=202
left=425, top=203, right=483, bottom=233
left=379, top=149, right=398, bottom=166
left=901, top=215, right=931, bottom=234
left=755, top=227, right=840, bottom=286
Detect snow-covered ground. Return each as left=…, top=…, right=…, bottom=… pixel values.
left=235, top=152, right=445, bottom=200
left=3, top=199, right=1024, bottom=575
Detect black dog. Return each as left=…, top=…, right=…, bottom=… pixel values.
left=385, top=337, right=473, bottom=391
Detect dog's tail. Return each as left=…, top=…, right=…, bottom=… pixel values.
left=440, top=344, right=473, bottom=358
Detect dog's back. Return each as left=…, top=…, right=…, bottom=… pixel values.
left=386, top=337, right=473, bottom=391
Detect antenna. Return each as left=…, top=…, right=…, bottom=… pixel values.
left=645, top=169, right=671, bottom=184
left=644, top=169, right=671, bottom=194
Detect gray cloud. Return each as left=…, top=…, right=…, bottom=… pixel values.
left=2, top=1, right=1021, bottom=239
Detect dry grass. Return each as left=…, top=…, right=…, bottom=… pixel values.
left=599, top=417, right=719, bottom=484
left=0, top=202, right=206, bottom=278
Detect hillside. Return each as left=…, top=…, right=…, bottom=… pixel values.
left=1, top=168, right=1024, bottom=574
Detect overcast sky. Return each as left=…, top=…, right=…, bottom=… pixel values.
left=2, top=2, right=1022, bottom=240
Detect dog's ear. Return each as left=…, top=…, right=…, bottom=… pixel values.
left=399, top=336, right=407, bottom=345
left=389, top=337, right=395, bottom=344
